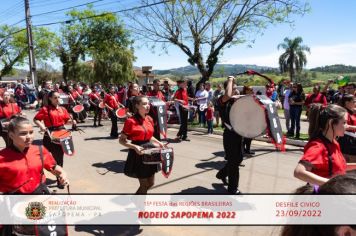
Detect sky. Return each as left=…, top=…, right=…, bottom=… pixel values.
left=0, top=0, right=356, bottom=70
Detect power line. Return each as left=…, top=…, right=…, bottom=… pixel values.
left=32, top=0, right=105, bottom=17
left=34, top=0, right=169, bottom=27
left=0, top=0, right=23, bottom=16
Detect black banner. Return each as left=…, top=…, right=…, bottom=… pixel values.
left=36, top=224, right=68, bottom=236
left=60, top=136, right=75, bottom=156
left=148, top=97, right=167, bottom=139
left=160, top=148, right=174, bottom=178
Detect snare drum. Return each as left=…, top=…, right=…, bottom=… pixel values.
left=72, top=104, right=84, bottom=113
left=115, top=107, right=127, bottom=119
left=49, top=129, right=71, bottom=144
left=0, top=118, right=9, bottom=133
left=142, top=148, right=164, bottom=164
left=98, top=101, right=105, bottom=109
left=229, top=95, right=267, bottom=138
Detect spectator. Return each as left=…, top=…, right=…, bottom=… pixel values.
left=162, top=80, right=173, bottom=102
left=205, top=82, right=214, bottom=103
left=195, top=83, right=209, bottom=127
left=287, top=83, right=305, bottom=139
left=283, top=82, right=293, bottom=131
left=187, top=80, right=196, bottom=122
left=212, top=83, right=224, bottom=127
left=15, top=84, right=27, bottom=109
left=305, top=85, right=327, bottom=117
left=206, top=101, right=214, bottom=134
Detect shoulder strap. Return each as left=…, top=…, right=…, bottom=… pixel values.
left=39, top=145, right=44, bottom=178
left=46, top=106, right=55, bottom=128
left=318, top=135, right=333, bottom=177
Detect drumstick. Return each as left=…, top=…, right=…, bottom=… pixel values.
left=9, top=178, right=33, bottom=194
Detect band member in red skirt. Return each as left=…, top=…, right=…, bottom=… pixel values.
left=119, top=95, right=166, bottom=194
left=104, top=86, right=123, bottom=138
left=0, top=91, right=23, bottom=146
left=294, top=104, right=350, bottom=186
left=0, top=116, right=69, bottom=235
left=33, top=91, right=75, bottom=189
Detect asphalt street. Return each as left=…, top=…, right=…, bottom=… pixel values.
left=2, top=110, right=306, bottom=236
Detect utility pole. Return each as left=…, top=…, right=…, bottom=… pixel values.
left=24, top=0, right=37, bottom=86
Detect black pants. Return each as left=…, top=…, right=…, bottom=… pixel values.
left=109, top=110, right=118, bottom=137
left=43, top=134, right=64, bottom=167
left=243, top=138, right=252, bottom=152
left=93, top=107, right=102, bottom=125
left=217, top=129, right=243, bottom=193
left=177, top=106, right=188, bottom=138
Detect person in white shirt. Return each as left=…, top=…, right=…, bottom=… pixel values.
left=283, top=82, right=293, bottom=131
left=205, top=82, right=214, bottom=103
left=195, top=83, right=209, bottom=127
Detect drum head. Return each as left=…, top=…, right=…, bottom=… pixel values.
left=229, top=95, right=267, bottom=138
left=98, top=102, right=105, bottom=109
left=51, top=130, right=71, bottom=140
left=116, top=108, right=126, bottom=118
left=73, top=104, right=84, bottom=113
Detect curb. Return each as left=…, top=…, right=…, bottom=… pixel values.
left=168, top=124, right=307, bottom=147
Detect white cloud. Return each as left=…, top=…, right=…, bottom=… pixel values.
left=223, top=42, right=356, bottom=68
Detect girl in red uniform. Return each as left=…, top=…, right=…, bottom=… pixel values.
left=173, top=79, right=190, bottom=141
left=0, top=116, right=69, bottom=236
left=33, top=91, right=75, bottom=188
left=89, top=86, right=103, bottom=127
left=294, top=104, right=351, bottom=186
left=338, top=94, right=356, bottom=162
left=104, top=86, right=124, bottom=138
left=0, top=91, right=22, bottom=146
left=119, top=95, right=166, bottom=194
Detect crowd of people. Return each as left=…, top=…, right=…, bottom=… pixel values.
left=0, top=75, right=355, bottom=235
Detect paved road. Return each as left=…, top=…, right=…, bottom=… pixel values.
left=3, top=111, right=306, bottom=236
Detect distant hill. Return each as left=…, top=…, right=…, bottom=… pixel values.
left=153, top=64, right=278, bottom=78
left=310, top=64, right=356, bottom=73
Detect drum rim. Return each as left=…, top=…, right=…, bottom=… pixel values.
left=116, top=108, right=126, bottom=118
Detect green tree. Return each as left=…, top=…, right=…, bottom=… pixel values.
left=126, top=0, right=309, bottom=84
left=57, top=7, right=135, bottom=84
left=0, top=25, right=57, bottom=79
left=278, top=37, right=310, bottom=82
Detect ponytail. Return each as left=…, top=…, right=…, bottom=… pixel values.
left=308, top=104, right=346, bottom=139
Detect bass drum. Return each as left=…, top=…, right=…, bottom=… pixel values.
left=229, top=95, right=267, bottom=138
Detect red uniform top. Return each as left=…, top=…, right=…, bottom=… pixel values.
left=34, top=105, right=70, bottom=128
left=54, top=88, right=64, bottom=93
left=122, top=115, right=154, bottom=141
left=174, top=88, right=188, bottom=105
left=0, top=102, right=21, bottom=119
left=0, top=145, right=56, bottom=193
left=206, top=107, right=214, bottom=121
left=304, top=93, right=327, bottom=107
left=300, top=138, right=346, bottom=178
left=104, top=93, right=120, bottom=109
left=89, top=92, right=101, bottom=103
left=117, top=88, right=126, bottom=104
left=15, top=88, right=27, bottom=99
left=346, top=110, right=356, bottom=132
left=147, top=90, right=165, bottom=101
left=71, top=90, right=82, bottom=100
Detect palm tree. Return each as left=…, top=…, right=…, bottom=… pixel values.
left=278, top=37, right=310, bottom=82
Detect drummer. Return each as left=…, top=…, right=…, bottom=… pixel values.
left=147, top=79, right=166, bottom=140
left=0, top=116, right=69, bottom=193
left=89, top=85, right=103, bottom=127
left=0, top=91, right=23, bottom=147
left=33, top=91, right=75, bottom=189
left=119, top=95, right=166, bottom=194
left=104, top=86, right=124, bottom=138
left=126, top=83, right=141, bottom=114
left=215, top=76, right=243, bottom=194
left=294, top=104, right=350, bottom=186
left=173, top=79, right=190, bottom=141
